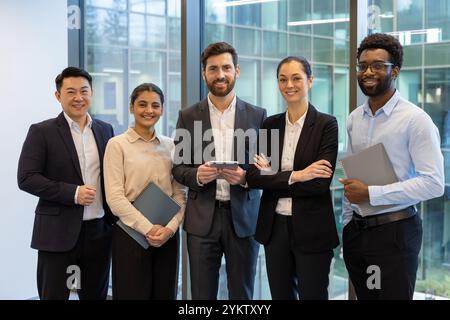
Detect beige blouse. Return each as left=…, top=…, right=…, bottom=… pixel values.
left=104, top=127, right=186, bottom=236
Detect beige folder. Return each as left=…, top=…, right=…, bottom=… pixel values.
left=340, top=143, right=398, bottom=216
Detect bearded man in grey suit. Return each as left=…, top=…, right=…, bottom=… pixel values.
left=172, top=42, right=266, bottom=300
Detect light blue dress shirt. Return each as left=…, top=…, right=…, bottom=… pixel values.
left=342, top=90, right=444, bottom=226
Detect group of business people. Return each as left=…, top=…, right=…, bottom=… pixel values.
left=17, top=34, right=444, bottom=300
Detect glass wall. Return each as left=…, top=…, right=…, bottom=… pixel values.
left=369, top=0, right=450, bottom=299
left=81, top=0, right=450, bottom=300
left=85, top=0, right=181, bottom=136
left=84, top=0, right=182, bottom=298
left=204, top=0, right=350, bottom=299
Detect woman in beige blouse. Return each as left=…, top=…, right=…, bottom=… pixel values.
left=104, top=83, right=185, bottom=300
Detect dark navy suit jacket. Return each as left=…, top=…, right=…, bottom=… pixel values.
left=18, top=112, right=115, bottom=252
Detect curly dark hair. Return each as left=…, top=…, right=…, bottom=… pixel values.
left=357, top=33, right=403, bottom=70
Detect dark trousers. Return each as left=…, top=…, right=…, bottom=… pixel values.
left=343, top=214, right=422, bottom=300
left=264, top=214, right=333, bottom=300
left=37, top=218, right=112, bottom=300
left=112, top=224, right=179, bottom=300
left=187, top=205, right=259, bottom=300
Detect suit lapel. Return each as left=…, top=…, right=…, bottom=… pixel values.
left=197, top=98, right=217, bottom=189
left=92, top=120, right=107, bottom=178
left=277, top=113, right=286, bottom=168
left=91, top=120, right=105, bottom=161
left=198, top=99, right=214, bottom=160
left=56, top=112, right=83, bottom=181
left=293, top=104, right=317, bottom=168
left=233, top=98, right=248, bottom=162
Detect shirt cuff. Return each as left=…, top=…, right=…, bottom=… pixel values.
left=166, top=213, right=180, bottom=233
left=240, top=182, right=249, bottom=188
left=135, top=219, right=154, bottom=237
left=196, top=170, right=204, bottom=186
left=368, top=185, right=384, bottom=206
left=74, top=186, right=80, bottom=204
left=166, top=224, right=178, bottom=236
left=288, top=172, right=295, bottom=185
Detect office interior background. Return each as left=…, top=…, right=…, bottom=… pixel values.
left=1, top=0, right=449, bottom=300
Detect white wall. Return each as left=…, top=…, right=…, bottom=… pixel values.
left=0, top=0, right=68, bottom=299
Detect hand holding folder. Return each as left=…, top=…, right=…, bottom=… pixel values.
left=339, top=143, right=398, bottom=216
left=117, top=183, right=181, bottom=249
left=146, top=225, right=174, bottom=247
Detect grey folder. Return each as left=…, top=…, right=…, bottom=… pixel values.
left=340, top=143, right=398, bottom=216
left=117, top=183, right=181, bottom=249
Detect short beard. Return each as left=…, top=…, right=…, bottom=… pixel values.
left=206, top=77, right=236, bottom=97
left=358, top=74, right=393, bottom=97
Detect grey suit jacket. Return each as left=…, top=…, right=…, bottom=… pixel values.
left=172, top=97, right=266, bottom=238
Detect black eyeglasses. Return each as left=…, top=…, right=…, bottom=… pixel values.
left=356, top=62, right=394, bottom=73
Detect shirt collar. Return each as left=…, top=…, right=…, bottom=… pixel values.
left=126, top=127, right=161, bottom=144
left=362, top=90, right=401, bottom=117
left=63, top=112, right=93, bottom=129
left=285, top=107, right=308, bottom=127
left=207, top=94, right=236, bottom=115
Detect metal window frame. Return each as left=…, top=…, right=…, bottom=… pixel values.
left=348, top=0, right=369, bottom=300
left=180, top=0, right=204, bottom=300
left=68, top=0, right=84, bottom=67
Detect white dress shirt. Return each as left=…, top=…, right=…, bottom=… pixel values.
left=275, top=109, right=307, bottom=216
left=208, top=94, right=236, bottom=201
left=64, top=112, right=104, bottom=221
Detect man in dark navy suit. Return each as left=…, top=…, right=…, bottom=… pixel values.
left=18, top=67, right=115, bottom=300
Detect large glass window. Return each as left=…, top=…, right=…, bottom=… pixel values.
left=84, top=0, right=182, bottom=297
left=370, top=0, right=450, bottom=299
left=80, top=0, right=450, bottom=301
left=85, top=0, right=181, bottom=136
left=204, top=0, right=350, bottom=300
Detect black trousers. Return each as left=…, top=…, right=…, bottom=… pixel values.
left=37, top=218, right=112, bottom=300
left=112, top=224, right=179, bottom=300
left=343, top=214, right=422, bottom=300
left=264, top=214, right=333, bottom=300
left=187, top=205, right=260, bottom=300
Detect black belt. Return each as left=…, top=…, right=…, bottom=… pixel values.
left=215, top=200, right=231, bottom=209
left=82, top=217, right=104, bottom=224
left=352, top=206, right=416, bottom=230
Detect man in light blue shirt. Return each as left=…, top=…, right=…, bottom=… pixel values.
left=340, top=33, right=444, bottom=300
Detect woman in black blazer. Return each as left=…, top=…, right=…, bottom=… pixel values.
left=247, top=56, right=339, bottom=300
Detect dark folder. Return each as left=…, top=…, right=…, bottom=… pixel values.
left=117, top=183, right=181, bottom=249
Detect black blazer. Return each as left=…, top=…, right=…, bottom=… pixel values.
left=172, top=97, right=266, bottom=238
left=17, top=112, right=115, bottom=252
left=247, top=104, right=339, bottom=252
